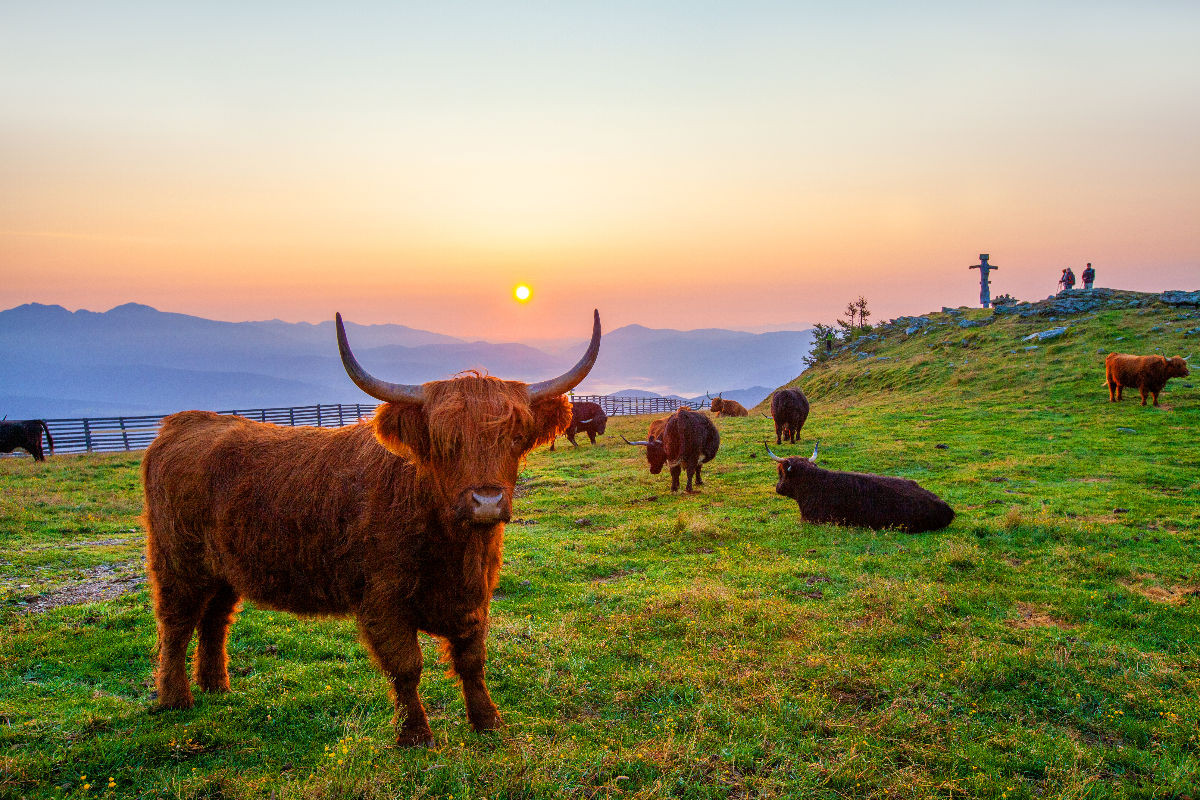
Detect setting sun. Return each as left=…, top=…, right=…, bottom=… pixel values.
left=514, top=284, right=532, bottom=303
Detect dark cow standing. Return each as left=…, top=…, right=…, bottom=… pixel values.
left=1104, top=352, right=1190, bottom=406
left=767, top=443, right=954, bottom=533
left=143, top=311, right=601, bottom=746
left=0, top=419, right=54, bottom=461
left=769, top=388, right=810, bottom=444
left=549, top=401, right=607, bottom=450
left=623, top=407, right=719, bottom=492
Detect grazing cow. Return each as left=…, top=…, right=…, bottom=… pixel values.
left=769, top=388, right=810, bottom=444
left=0, top=419, right=54, bottom=461
left=1104, top=352, right=1190, bottom=406
left=766, top=443, right=954, bottom=533
left=549, top=401, right=607, bottom=451
left=707, top=393, right=748, bottom=417
left=143, top=311, right=601, bottom=746
left=623, top=407, right=719, bottom=492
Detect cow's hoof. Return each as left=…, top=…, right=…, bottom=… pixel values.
left=470, top=713, right=504, bottom=734
left=395, top=728, right=435, bottom=748
left=154, top=694, right=195, bottom=711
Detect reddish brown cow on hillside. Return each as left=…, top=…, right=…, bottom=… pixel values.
left=769, top=388, right=810, bottom=444
left=1104, top=352, right=1190, bottom=406
left=767, top=443, right=954, bottom=533
left=143, top=311, right=601, bottom=746
left=549, top=401, right=607, bottom=451
left=623, top=407, right=719, bottom=492
left=708, top=394, right=748, bottom=417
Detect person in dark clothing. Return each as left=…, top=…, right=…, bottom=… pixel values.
left=1063, top=267, right=1076, bottom=292
left=1082, top=263, right=1095, bottom=290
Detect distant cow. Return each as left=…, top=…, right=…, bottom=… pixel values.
left=1105, top=352, right=1190, bottom=406
left=769, top=388, right=810, bottom=444
left=143, top=311, right=600, bottom=746
left=550, top=401, right=607, bottom=450
left=0, top=419, right=54, bottom=461
left=623, top=407, right=719, bottom=492
left=708, top=393, right=748, bottom=417
left=766, top=443, right=954, bottom=533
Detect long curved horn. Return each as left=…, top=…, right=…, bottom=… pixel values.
left=622, top=435, right=650, bottom=447
left=810, top=442, right=820, bottom=463
left=761, top=412, right=772, bottom=418
left=528, top=310, right=601, bottom=401
left=336, top=313, right=425, bottom=403
left=577, top=418, right=594, bottom=425
left=764, top=442, right=786, bottom=462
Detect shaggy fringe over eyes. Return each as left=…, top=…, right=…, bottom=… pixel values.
left=373, top=375, right=573, bottom=460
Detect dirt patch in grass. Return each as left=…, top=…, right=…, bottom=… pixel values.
left=20, top=564, right=145, bottom=614
left=1009, top=602, right=1075, bottom=630
left=1119, top=578, right=1200, bottom=606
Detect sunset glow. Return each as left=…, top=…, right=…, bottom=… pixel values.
left=514, top=285, right=532, bottom=303
left=1, top=4, right=1197, bottom=338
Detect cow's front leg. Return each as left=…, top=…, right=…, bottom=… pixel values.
left=358, top=612, right=432, bottom=746
left=445, top=628, right=502, bottom=733
left=669, top=465, right=682, bottom=492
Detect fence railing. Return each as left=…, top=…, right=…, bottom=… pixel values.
left=6, top=397, right=702, bottom=456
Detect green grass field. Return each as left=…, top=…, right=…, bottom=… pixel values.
left=2, top=296, right=1198, bottom=799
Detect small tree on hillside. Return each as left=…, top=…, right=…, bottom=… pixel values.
left=855, top=296, right=871, bottom=327
left=837, top=296, right=872, bottom=333
left=803, top=322, right=838, bottom=368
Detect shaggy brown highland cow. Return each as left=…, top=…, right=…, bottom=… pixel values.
left=0, top=419, right=53, bottom=461
left=1104, top=352, right=1190, bottom=406
left=767, top=443, right=954, bottom=533
left=143, top=311, right=600, bottom=746
left=623, top=407, right=719, bottom=492
left=768, top=388, right=810, bottom=445
left=708, top=394, right=748, bottom=417
left=549, top=400, right=607, bottom=450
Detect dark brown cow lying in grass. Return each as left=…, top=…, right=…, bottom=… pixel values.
left=623, top=407, right=719, bottom=492
left=1104, top=352, right=1190, bottom=406
left=708, top=394, right=748, bottom=417
left=143, top=311, right=600, bottom=746
left=766, top=443, right=954, bottom=533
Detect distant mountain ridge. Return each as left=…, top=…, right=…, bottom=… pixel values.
left=0, top=303, right=811, bottom=417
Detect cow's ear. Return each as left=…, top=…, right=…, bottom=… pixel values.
left=372, top=401, right=431, bottom=461
left=530, top=395, right=572, bottom=448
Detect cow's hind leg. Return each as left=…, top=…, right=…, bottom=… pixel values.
left=1140, top=387, right=1148, bottom=406
left=194, top=583, right=240, bottom=693
left=776, top=422, right=783, bottom=445
left=444, top=629, right=501, bottom=733
left=358, top=612, right=432, bottom=746
left=152, top=581, right=211, bottom=709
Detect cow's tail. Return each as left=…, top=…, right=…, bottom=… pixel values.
left=39, top=420, right=54, bottom=454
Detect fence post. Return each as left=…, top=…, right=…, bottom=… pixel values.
left=316, top=405, right=323, bottom=427
left=338, top=404, right=345, bottom=426
left=83, top=418, right=93, bottom=453
left=119, top=417, right=130, bottom=451
left=289, top=407, right=295, bottom=426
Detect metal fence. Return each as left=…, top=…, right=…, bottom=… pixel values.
left=6, top=396, right=703, bottom=457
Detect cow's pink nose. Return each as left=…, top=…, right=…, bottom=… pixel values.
left=470, top=490, right=507, bottom=522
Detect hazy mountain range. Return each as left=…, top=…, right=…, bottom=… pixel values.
left=0, top=303, right=811, bottom=418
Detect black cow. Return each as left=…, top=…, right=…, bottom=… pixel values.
left=768, top=388, right=810, bottom=444
left=0, top=419, right=54, bottom=461
left=623, top=407, right=719, bottom=492
left=766, top=443, right=953, bottom=533
left=550, top=401, right=607, bottom=451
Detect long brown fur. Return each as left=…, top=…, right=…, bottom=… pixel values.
left=709, top=397, right=748, bottom=417
left=769, top=389, right=810, bottom=445
left=1104, top=352, right=1189, bottom=406
left=143, top=376, right=570, bottom=746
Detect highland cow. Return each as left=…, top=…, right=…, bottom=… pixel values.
left=769, top=388, right=810, bottom=444
left=766, top=443, right=954, bottom=533
left=1104, top=352, right=1190, bottom=406
left=708, top=393, right=748, bottom=417
left=142, top=311, right=601, bottom=746
left=0, top=419, right=53, bottom=461
left=623, top=407, right=719, bottom=492
left=549, top=401, right=607, bottom=450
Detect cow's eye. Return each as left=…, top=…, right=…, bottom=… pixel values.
left=511, top=436, right=527, bottom=451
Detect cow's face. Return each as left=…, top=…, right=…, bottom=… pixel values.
left=645, top=436, right=668, bottom=474
left=1167, top=357, right=1190, bottom=378
left=374, top=378, right=571, bottom=526
left=709, top=398, right=724, bottom=414
left=775, top=457, right=818, bottom=500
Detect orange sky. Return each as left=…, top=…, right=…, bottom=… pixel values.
left=3, top=3, right=1197, bottom=339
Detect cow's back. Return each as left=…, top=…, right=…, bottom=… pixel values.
left=664, top=408, right=719, bottom=464
left=143, top=411, right=403, bottom=614
left=1107, top=352, right=1166, bottom=388
left=772, top=389, right=810, bottom=424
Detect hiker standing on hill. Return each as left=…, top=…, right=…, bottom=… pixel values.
left=1082, top=263, right=1095, bottom=290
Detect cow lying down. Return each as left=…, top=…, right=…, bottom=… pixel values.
left=766, top=443, right=954, bottom=533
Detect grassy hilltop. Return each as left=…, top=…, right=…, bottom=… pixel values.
left=1, top=291, right=1198, bottom=799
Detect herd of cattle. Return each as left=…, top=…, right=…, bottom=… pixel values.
left=2, top=310, right=1192, bottom=745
